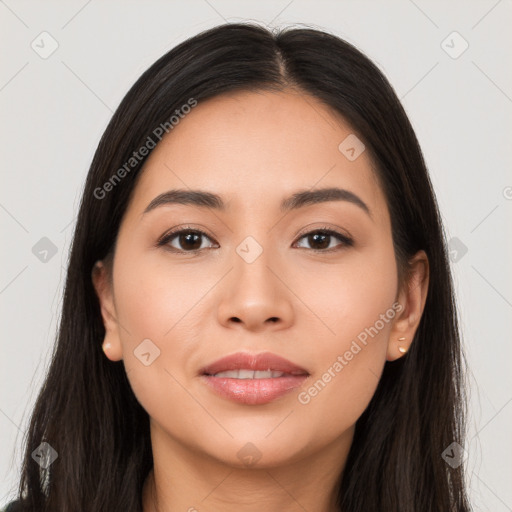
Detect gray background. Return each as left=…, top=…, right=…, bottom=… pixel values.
left=1, top=0, right=511, bottom=509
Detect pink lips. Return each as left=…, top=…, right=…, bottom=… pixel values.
left=199, top=352, right=310, bottom=405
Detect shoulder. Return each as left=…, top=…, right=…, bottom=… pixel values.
left=1, top=500, right=23, bottom=512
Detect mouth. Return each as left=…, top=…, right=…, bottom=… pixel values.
left=205, top=369, right=305, bottom=378
left=199, top=352, right=310, bottom=405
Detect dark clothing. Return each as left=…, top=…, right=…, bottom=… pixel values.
left=1, top=500, right=23, bottom=512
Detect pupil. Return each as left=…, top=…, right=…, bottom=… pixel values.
left=180, top=232, right=201, bottom=250
left=310, top=233, right=329, bottom=249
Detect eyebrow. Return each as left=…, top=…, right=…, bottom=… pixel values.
left=142, top=187, right=372, bottom=219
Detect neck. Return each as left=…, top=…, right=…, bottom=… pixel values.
left=142, top=421, right=353, bottom=512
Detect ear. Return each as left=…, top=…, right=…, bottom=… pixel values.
left=91, top=260, right=123, bottom=362
left=387, top=250, right=429, bottom=361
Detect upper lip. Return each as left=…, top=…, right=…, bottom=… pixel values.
left=200, top=352, right=309, bottom=376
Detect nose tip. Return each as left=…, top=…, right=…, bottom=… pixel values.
left=216, top=247, right=295, bottom=332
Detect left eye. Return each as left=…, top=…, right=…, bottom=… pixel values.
left=294, top=229, right=353, bottom=251
left=158, top=228, right=353, bottom=253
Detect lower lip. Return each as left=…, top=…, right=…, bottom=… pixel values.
left=200, top=375, right=309, bottom=405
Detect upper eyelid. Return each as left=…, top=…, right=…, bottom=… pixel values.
left=295, top=225, right=351, bottom=240
left=158, top=226, right=216, bottom=245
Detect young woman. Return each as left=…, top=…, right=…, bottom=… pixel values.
left=3, top=22, right=471, bottom=511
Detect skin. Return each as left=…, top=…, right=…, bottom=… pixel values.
left=92, top=89, right=429, bottom=512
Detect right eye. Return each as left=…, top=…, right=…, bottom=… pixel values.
left=158, top=228, right=219, bottom=253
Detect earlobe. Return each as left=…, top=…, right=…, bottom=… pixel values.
left=386, top=336, right=409, bottom=361
left=387, top=250, right=429, bottom=361
left=91, top=260, right=123, bottom=362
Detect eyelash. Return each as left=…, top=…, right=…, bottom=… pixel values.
left=156, top=225, right=354, bottom=254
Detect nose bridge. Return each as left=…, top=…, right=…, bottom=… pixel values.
left=233, top=232, right=280, bottom=299
left=216, top=230, right=294, bottom=331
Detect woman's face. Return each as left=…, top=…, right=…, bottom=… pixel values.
left=94, top=89, right=427, bottom=470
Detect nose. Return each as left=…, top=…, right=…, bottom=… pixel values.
left=216, top=245, right=295, bottom=333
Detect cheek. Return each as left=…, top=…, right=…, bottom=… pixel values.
left=296, top=238, right=398, bottom=349
left=113, top=247, right=210, bottom=343
left=294, top=297, right=395, bottom=436
left=110, top=247, right=198, bottom=384
left=112, top=253, right=206, bottom=422
left=293, top=245, right=398, bottom=421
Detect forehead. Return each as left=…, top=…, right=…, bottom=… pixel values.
left=125, top=89, right=387, bottom=220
